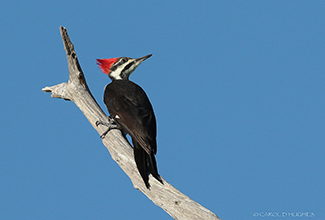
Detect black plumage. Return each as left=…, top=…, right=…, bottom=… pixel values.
left=103, top=80, right=162, bottom=188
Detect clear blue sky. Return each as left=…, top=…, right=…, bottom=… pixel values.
left=1, top=1, right=324, bottom=219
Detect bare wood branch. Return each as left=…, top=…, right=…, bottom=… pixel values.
left=42, top=26, right=221, bottom=220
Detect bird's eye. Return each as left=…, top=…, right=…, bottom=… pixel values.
left=121, top=57, right=128, bottom=63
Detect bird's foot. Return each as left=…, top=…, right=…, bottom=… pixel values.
left=96, top=116, right=118, bottom=139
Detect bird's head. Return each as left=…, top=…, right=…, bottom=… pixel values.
left=96, top=54, right=152, bottom=80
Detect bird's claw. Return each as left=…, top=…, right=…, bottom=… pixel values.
left=96, top=116, right=118, bottom=139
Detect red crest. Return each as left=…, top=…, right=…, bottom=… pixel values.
left=96, top=58, right=119, bottom=75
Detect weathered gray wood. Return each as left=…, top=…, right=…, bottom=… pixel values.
left=42, top=26, right=221, bottom=220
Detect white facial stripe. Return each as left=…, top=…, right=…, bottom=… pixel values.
left=109, top=67, right=123, bottom=80
left=109, top=60, right=134, bottom=80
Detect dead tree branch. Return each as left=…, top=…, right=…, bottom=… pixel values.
left=42, top=26, right=220, bottom=220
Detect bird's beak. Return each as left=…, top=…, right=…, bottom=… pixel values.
left=123, top=54, right=152, bottom=79
left=134, top=54, right=152, bottom=65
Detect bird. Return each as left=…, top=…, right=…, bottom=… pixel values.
left=96, top=54, right=163, bottom=189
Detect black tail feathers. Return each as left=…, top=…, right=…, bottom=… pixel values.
left=133, top=141, right=163, bottom=189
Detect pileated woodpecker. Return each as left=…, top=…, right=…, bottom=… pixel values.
left=96, top=54, right=163, bottom=188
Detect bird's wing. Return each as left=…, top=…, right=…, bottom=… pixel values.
left=104, top=81, right=157, bottom=155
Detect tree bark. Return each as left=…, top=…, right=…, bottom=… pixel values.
left=42, top=26, right=221, bottom=220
